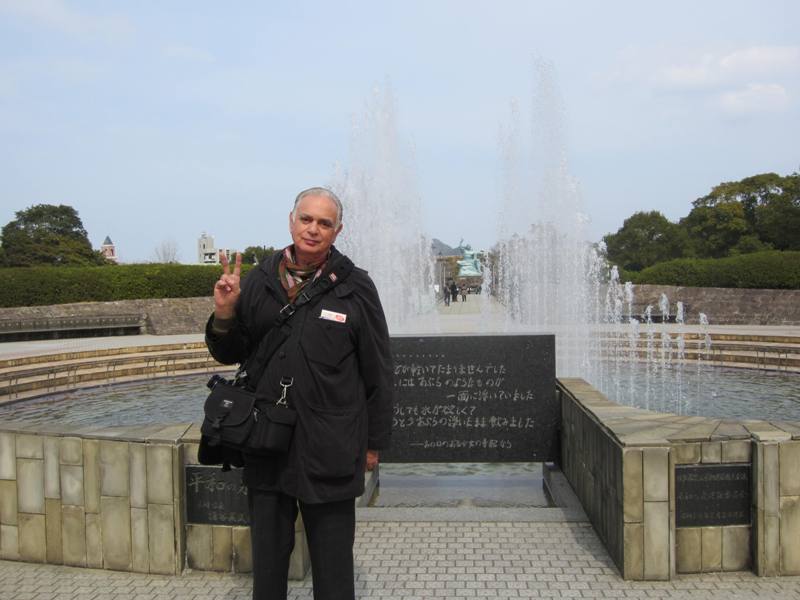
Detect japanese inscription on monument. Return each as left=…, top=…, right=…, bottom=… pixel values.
left=675, top=464, right=751, bottom=527
left=384, top=334, right=557, bottom=462
left=185, top=466, right=249, bottom=526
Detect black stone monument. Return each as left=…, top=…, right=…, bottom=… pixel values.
left=185, top=334, right=559, bottom=521
left=383, top=334, right=557, bottom=463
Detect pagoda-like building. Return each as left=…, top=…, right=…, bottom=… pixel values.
left=100, top=236, right=118, bottom=263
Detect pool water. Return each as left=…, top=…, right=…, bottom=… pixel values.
left=603, top=363, right=800, bottom=421
left=2, top=366, right=794, bottom=509
left=0, top=365, right=798, bottom=428
left=0, top=373, right=220, bottom=428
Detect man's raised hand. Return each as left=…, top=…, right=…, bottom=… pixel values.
left=214, top=251, right=242, bottom=319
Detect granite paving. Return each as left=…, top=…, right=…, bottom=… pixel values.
left=2, top=516, right=800, bottom=599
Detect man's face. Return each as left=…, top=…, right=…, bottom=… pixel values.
left=289, top=194, right=342, bottom=264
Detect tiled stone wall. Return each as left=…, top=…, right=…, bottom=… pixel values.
left=559, top=383, right=625, bottom=573
left=0, top=425, right=186, bottom=574
left=3, top=285, right=800, bottom=333
left=752, top=425, right=800, bottom=576
left=558, top=378, right=800, bottom=581
left=621, top=446, right=671, bottom=580
left=0, top=297, right=213, bottom=335
left=632, top=285, right=800, bottom=325
left=0, top=427, right=311, bottom=580
left=0, top=420, right=380, bottom=581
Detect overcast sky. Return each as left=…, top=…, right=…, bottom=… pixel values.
left=1, top=1, right=798, bottom=263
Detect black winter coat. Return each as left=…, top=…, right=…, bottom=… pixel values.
left=205, top=247, right=393, bottom=503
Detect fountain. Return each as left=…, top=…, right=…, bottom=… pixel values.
left=491, top=60, right=607, bottom=379
left=487, top=60, right=800, bottom=418
left=331, top=85, right=437, bottom=333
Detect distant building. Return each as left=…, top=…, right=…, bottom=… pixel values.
left=218, top=248, right=236, bottom=263
left=100, top=236, right=118, bottom=263
left=198, top=232, right=217, bottom=264
left=430, top=238, right=460, bottom=257
left=198, top=233, right=237, bottom=264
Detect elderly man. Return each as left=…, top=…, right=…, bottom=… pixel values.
left=205, top=187, right=392, bottom=600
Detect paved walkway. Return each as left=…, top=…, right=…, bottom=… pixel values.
left=2, top=518, right=800, bottom=599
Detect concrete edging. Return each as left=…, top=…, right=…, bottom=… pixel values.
left=558, top=377, right=800, bottom=581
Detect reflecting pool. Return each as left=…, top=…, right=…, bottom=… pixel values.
left=1, top=366, right=797, bottom=428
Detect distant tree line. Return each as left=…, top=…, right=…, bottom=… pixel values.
left=603, top=172, right=800, bottom=272
left=0, top=203, right=278, bottom=267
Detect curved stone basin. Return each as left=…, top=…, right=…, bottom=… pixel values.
left=1, top=363, right=798, bottom=429
left=0, top=417, right=372, bottom=579
left=558, top=377, right=800, bottom=581
left=1, top=335, right=798, bottom=583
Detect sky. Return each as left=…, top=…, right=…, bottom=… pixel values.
left=1, top=1, right=798, bottom=263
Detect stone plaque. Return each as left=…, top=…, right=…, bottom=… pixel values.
left=185, top=466, right=249, bottom=526
left=675, top=464, right=751, bottom=527
left=383, top=334, right=557, bottom=463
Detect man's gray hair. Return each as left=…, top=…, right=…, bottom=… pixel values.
left=292, top=187, right=343, bottom=227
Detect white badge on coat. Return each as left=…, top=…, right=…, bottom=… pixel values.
left=320, top=309, right=347, bottom=323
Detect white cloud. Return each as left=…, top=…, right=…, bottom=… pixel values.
left=634, top=45, right=799, bottom=117
left=0, top=0, right=133, bottom=38
left=718, top=83, right=791, bottom=116
left=720, top=46, right=800, bottom=78
left=654, top=45, right=800, bottom=90
left=657, top=54, right=717, bottom=88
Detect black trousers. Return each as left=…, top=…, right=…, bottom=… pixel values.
left=248, top=488, right=356, bottom=600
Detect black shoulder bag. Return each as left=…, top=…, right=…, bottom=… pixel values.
left=198, top=256, right=354, bottom=469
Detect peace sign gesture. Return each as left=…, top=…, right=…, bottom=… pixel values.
left=214, top=251, right=242, bottom=319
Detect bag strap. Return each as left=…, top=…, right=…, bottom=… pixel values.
left=240, top=254, right=354, bottom=390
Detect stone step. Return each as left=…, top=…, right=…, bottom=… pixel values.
left=0, top=341, right=209, bottom=369
left=609, top=349, right=800, bottom=372
left=600, top=341, right=800, bottom=357
left=0, top=357, right=222, bottom=401
left=2, top=353, right=219, bottom=385
left=0, top=348, right=214, bottom=380
left=597, top=332, right=800, bottom=345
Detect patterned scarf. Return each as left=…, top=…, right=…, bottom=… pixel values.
left=278, top=245, right=327, bottom=302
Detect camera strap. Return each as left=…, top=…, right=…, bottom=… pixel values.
left=240, top=253, right=354, bottom=391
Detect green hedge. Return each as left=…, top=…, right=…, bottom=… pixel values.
left=4, top=251, right=797, bottom=308
left=0, top=263, right=255, bottom=308
left=630, top=251, right=800, bottom=289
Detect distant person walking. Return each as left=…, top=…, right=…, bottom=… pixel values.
left=443, top=285, right=451, bottom=306
left=450, top=282, right=459, bottom=303
left=460, top=284, right=467, bottom=302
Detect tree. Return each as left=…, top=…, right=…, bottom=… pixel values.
left=152, top=239, right=180, bottom=263
left=755, top=195, right=800, bottom=251
left=679, top=202, right=750, bottom=258
left=602, top=211, right=687, bottom=271
left=0, top=204, right=107, bottom=267
left=241, top=245, right=277, bottom=265
left=602, top=171, right=799, bottom=268
left=728, top=234, right=772, bottom=256
left=694, top=171, right=800, bottom=249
